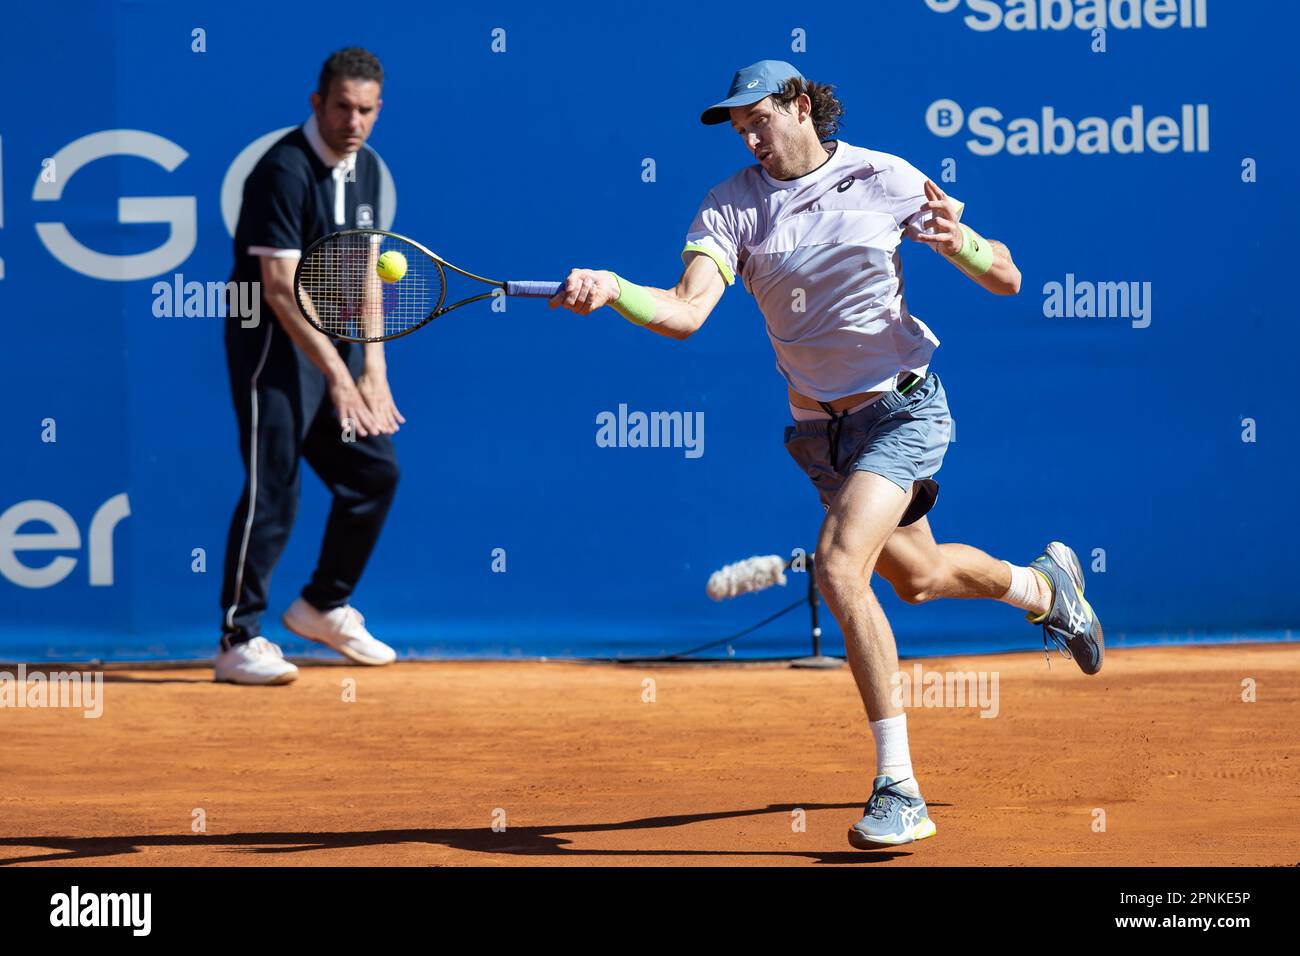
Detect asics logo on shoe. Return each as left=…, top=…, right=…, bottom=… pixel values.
left=1065, top=595, right=1088, bottom=632
left=898, top=804, right=922, bottom=829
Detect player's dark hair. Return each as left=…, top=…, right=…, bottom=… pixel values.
left=317, top=47, right=384, bottom=100
left=772, top=77, right=844, bottom=140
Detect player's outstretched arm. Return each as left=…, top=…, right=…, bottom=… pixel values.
left=547, top=253, right=726, bottom=340
left=912, top=179, right=1022, bottom=296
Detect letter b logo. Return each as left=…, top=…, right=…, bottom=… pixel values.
left=926, top=99, right=964, bottom=138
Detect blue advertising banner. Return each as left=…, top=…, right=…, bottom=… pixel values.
left=0, top=0, right=1294, bottom=660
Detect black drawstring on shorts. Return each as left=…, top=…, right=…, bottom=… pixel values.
left=818, top=373, right=924, bottom=472
left=819, top=401, right=849, bottom=472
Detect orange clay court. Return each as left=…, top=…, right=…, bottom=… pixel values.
left=1, top=642, right=1296, bottom=867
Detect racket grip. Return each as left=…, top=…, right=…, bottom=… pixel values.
left=505, top=280, right=562, bottom=298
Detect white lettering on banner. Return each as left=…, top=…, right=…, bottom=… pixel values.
left=927, top=100, right=1209, bottom=155
left=0, top=493, right=130, bottom=588
left=20, top=127, right=396, bottom=281
left=32, top=130, right=196, bottom=281
left=924, top=0, right=1208, bottom=31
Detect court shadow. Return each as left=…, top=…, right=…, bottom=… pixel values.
left=0, top=802, right=916, bottom=865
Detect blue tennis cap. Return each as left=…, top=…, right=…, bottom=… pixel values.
left=700, top=60, right=805, bottom=126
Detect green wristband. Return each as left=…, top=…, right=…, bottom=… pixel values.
left=610, top=273, right=656, bottom=326
left=949, top=224, right=994, bottom=276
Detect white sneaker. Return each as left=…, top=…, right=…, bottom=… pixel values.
left=281, top=597, right=396, bottom=666
left=214, top=636, right=300, bottom=685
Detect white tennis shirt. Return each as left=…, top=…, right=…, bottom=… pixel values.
left=682, top=140, right=961, bottom=401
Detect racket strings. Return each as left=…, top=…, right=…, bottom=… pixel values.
left=297, top=232, right=443, bottom=341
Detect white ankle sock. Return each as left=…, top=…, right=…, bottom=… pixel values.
left=999, top=560, right=1052, bottom=617
left=870, top=713, right=919, bottom=796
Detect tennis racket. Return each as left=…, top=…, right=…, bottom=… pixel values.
left=293, top=228, right=560, bottom=343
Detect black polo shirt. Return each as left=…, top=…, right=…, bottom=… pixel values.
left=230, top=124, right=383, bottom=315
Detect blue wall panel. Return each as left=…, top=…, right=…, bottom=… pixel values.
left=0, top=1, right=1294, bottom=659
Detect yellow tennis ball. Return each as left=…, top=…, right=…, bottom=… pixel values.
left=376, top=250, right=407, bottom=283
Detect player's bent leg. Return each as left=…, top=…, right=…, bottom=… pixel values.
left=874, top=518, right=1104, bottom=674
left=876, top=513, right=1011, bottom=604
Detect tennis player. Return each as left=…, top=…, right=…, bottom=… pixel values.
left=217, top=48, right=403, bottom=685
left=550, top=60, right=1103, bottom=848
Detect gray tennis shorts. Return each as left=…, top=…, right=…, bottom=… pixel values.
left=782, top=372, right=952, bottom=527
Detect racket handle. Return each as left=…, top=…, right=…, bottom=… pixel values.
left=505, top=280, right=562, bottom=298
